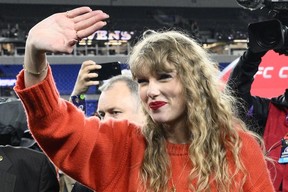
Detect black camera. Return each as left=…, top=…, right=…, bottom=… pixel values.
left=248, top=19, right=288, bottom=53
left=236, top=0, right=288, bottom=54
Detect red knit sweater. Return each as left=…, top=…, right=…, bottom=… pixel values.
left=14, top=68, right=274, bottom=192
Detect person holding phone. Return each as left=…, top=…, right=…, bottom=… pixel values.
left=69, top=60, right=142, bottom=120
left=14, top=7, right=274, bottom=191
left=69, top=60, right=101, bottom=114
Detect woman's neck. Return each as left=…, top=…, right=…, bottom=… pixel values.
left=163, top=121, right=191, bottom=144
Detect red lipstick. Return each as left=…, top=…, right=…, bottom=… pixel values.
left=149, top=101, right=167, bottom=110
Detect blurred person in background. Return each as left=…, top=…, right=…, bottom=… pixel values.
left=227, top=48, right=288, bottom=192
left=0, top=145, right=60, bottom=192
left=14, top=7, right=274, bottom=191
left=0, top=98, right=59, bottom=192
left=70, top=60, right=145, bottom=125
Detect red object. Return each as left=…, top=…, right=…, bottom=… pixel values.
left=220, top=50, right=288, bottom=98
left=149, top=101, right=167, bottom=110
left=263, top=103, right=288, bottom=191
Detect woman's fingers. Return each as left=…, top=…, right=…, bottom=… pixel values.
left=66, top=6, right=92, bottom=18
left=72, top=10, right=106, bottom=24
left=65, top=7, right=109, bottom=41
left=76, top=21, right=107, bottom=40
left=28, top=7, right=109, bottom=53
left=74, top=12, right=109, bottom=39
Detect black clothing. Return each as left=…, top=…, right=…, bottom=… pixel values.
left=0, top=146, right=59, bottom=192
left=227, top=50, right=288, bottom=136
left=0, top=98, right=39, bottom=149
left=72, top=182, right=93, bottom=192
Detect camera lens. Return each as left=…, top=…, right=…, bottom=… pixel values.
left=257, top=28, right=282, bottom=48
left=248, top=19, right=285, bottom=52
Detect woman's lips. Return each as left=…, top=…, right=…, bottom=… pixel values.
left=149, top=101, right=167, bottom=110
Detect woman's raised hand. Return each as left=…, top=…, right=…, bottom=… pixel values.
left=27, top=6, right=109, bottom=53
left=23, top=7, right=109, bottom=88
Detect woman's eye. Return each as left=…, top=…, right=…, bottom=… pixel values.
left=136, top=79, right=147, bottom=84
left=159, top=73, right=172, bottom=80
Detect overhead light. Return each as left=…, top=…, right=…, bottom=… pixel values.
left=233, top=39, right=248, bottom=43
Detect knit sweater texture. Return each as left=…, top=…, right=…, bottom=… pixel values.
left=14, top=68, right=274, bottom=192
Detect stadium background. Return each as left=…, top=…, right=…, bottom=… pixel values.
left=0, top=0, right=270, bottom=116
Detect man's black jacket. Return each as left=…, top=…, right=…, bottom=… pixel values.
left=227, top=50, right=288, bottom=136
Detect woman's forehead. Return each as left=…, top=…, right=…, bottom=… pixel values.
left=132, top=60, right=176, bottom=70
left=133, top=63, right=177, bottom=77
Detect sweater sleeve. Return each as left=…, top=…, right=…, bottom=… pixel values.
left=14, top=67, right=144, bottom=191
left=239, top=131, right=275, bottom=192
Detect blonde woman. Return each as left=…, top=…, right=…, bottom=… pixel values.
left=14, top=7, right=274, bottom=192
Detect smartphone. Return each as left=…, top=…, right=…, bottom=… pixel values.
left=90, top=61, right=122, bottom=81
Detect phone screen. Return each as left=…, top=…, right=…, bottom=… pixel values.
left=90, top=62, right=122, bottom=81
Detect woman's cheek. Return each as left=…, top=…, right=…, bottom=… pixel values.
left=139, top=87, right=148, bottom=102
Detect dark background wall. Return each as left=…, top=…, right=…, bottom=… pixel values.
left=0, top=0, right=239, bottom=8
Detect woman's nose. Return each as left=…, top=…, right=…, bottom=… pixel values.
left=147, top=82, right=160, bottom=99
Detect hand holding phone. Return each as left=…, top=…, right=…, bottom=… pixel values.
left=90, top=62, right=122, bottom=81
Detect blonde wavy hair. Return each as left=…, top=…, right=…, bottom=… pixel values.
left=128, top=30, right=265, bottom=192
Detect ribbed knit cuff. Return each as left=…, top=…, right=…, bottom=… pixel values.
left=14, top=66, right=60, bottom=118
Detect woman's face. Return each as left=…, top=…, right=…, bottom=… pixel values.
left=136, top=66, right=186, bottom=125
